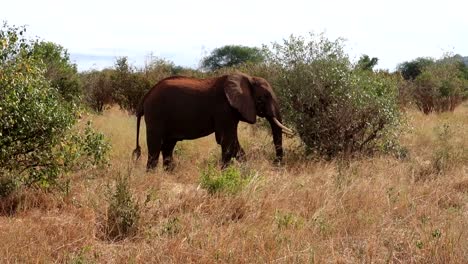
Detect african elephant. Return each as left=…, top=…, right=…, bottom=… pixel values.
left=132, top=73, right=293, bottom=170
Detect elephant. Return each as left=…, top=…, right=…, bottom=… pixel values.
left=132, top=72, right=293, bottom=170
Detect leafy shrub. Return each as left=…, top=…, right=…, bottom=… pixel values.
left=143, top=55, right=178, bottom=84
left=1, top=24, right=76, bottom=190
left=160, top=216, right=181, bottom=236
left=0, top=23, right=110, bottom=196
left=200, top=163, right=253, bottom=195
left=111, top=57, right=152, bottom=113
left=31, top=41, right=82, bottom=102
left=432, top=124, right=467, bottom=173
left=275, top=210, right=303, bottom=229
left=265, top=33, right=401, bottom=157
left=412, top=58, right=468, bottom=114
left=82, top=122, right=110, bottom=166
left=106, top=174, right=140, bottom=240
left=81, top=69, right=114, bottom=112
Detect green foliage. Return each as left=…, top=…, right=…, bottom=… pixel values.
left=266, top=33, right=401, bottom=157
left=81, top=121, right=111, bottom=166
left=1, top=23, right=76, bottom=190
left=432, top=124, right=467, bottom=173
left=0, top=23, right=110, bottom=196
left=411, top=56, right=468, bottom=114
left=201, top=45, right=265, bottom=71
left=111, top=57, right=152, bottom=113
left=67, top=246, right=95, bottom=264
left=355, top=54, right=378, bottom=71
left=452, top=55, right=468, bottom=80
left=275, top=210, right=303, bottom=229
left=143, top=55, right=180, bottom=84
left=31, top=41, right=82, bottom=102
left=50, top=121, right=110, bottom=175
left=200, top=163, right=253, bottom=195
left=160, top=217, right=181, bottom=236
left=397, top=57, right=434, bottom=80
left=81, top=69, right=114, bottom=112
left=106, top=174, right=140, bottom=240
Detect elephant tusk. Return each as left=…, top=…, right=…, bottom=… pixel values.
left=273, top=118, right=294, bottom=135
left=282, top=129, right=295, bottom=136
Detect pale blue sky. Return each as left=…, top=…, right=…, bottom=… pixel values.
left=2, top=0, right=467, bottom=71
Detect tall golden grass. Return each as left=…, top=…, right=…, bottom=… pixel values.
left=1, top=103, right=467, bottom=263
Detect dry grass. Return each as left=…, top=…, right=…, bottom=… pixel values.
left=1, top=103, right=467, bottom=263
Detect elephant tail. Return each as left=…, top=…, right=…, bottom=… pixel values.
left=132, top=102, right=144, bottom=160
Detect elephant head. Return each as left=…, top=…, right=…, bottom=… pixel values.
left=224, top=73, right=293, bottom=162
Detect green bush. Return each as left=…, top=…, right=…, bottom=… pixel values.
left=106, top=174, right=140, bottom=240
left=275, top=210, right=303, bottom=229
left=0, top=23, right=110, bottom=196
left=432, top=124, right=467, bottom=173
left=160, top=216, right=181, bottom=236
left=1, top=24, right=76, bottom=190
left=200, top=163, right=253, bottom=195
left=81, top=69, right=114, bottom=112
left=265, top=33, right=401, bottom=157
left=111, top=57, right=152, bottom=113
left=412, top=58, right=468, bottom=114
left=81, top=121, right=110, bottom=166
left=31, top=41, right=82, bottom=102
left=142, top=55, right=177, bottom=84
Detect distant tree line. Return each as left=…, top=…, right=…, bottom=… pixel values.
left=397, top=55, right=468, bottom=113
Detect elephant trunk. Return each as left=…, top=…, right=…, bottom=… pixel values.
left=268, top=111, right=285, bottom=164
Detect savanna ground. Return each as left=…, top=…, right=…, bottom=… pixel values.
left=1, top=103, right=467, bottom=263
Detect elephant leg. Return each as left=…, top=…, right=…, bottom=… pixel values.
left=222, top=141, right=244, bottom=166
left=162, top=139, right=177, bottom=171
left=220, top=129, right=241, bottom=168
left=235, top=140, right=246, bottom=162
left=146, top=129, right=162, bottom=171
left=221, top=143, right=235, bottom=168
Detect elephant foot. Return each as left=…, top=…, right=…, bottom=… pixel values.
left=163, top=160, right=175, bottom=172
left=273, top=157, right=283, bottom=166
left=146, top=158, right=158, bottom=172
left=235, top=148, right=246, bottom=162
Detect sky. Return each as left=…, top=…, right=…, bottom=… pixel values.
left=2, top=0, right=467, bottom=71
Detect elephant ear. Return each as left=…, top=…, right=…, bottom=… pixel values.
left=224, top=74, right=256, bottom=124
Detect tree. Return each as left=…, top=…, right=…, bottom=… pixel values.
left=111, top=57, right=152, bottom=113
left=397, top=57, right=434, bottom=80
left=201, top=45, right=265, bottom=71
left=31, top=41, right=82, bottom=102
left=355, top=55, right=378, bottom=71
left=81, top=69, right=114, bottom=112
left=411, top=57, right=468, bottom=113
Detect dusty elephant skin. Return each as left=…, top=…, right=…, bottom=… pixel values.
left=132, top=72, right=293, bottom=171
